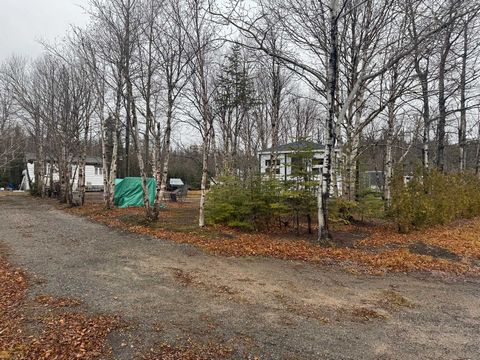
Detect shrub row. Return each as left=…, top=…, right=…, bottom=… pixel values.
left=390, top=170, right=480, bottom=232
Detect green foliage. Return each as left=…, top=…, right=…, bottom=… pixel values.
left=215, top=43, right=258, bottom=115
left=356, top=190, right=385, bottom=221
left=328, top=191, right=384, bottom=225
left=390, top=169, right=480, bottom=232
left=205, top=176, right=285, bottom=231
left=328, top=198, right=357, bottom=224
left=206, top=143, right=322, bottom=232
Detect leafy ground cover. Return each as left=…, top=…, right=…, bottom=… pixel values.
left=3, top=194, right=479, bottom=359
left=0, top=254, right=119, bottom=359
left=0, top=249, right=235, bottom=360
left=65, top=195, right=480, bottom=275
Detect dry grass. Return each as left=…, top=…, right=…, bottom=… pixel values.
left=376, top=290, right=413, bottom=310
left=350, top=307, right=388, bottom=322
left=168, top=267, right=237, bottom=296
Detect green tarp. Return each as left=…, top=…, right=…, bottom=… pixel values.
left=114, top=177, right=156, bottom=208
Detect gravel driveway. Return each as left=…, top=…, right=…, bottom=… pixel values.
left=1, top=194, right=479, bottom=359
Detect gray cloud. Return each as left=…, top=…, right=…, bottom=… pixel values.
left=0, top=0, right=89, bottom=61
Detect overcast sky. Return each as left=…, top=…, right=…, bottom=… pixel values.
left=0, top=0, right=89, bottom=61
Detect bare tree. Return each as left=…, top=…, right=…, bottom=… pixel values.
left=150, top=0, right=194, bottom=219
left=0, top=78, right=21, bottom=174
left=212, top=0, right=479, bottom=239
left=185, top=0, right=217, bottom=227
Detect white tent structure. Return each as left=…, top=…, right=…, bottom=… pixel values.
left=19, top=170, right=30, bottom=191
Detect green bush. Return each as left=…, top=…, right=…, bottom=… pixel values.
left=328, top=198, right=357, bottom=224
left=205, top=173, right=321, bottom=232
left=357, top=190, right=385, bottom=221
left=390, top=169, right=480, bottom=232
left=205, top=176, right=286, bottom=230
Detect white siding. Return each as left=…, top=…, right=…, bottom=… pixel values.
left=259, top=149, right=343, bottom=196
left=26, top=162, right=104, bottom=190
left=85, top=165, right=104, bottom=187
left=259, top=150, right=325, bottom=182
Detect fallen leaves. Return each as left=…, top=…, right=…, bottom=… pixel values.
left=169, top=268, right=238, bottom=296
left=358, top=220, right=480, bottom=259
left=144, top=340, right=232, bottom=360
left=65, top=204, right=480, bottom=275
left=375, top=290, right=413, bottom=310
left=23, top=312, right=120, bottom=360
left=34, top=295, right=82, bottom=308
left=0, top=258, right=28, bottom=358
left=0, top=254, right=119, bottom=360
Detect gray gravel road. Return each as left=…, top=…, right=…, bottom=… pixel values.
left=0, top=194, right=479, bottom=359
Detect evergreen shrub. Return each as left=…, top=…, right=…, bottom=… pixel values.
left=390, top=169, right=480, bottom=232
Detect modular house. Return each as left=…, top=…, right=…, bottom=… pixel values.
left=258, top=140, right=343, bottom=195
left=22, top=153, right=104, bottom=192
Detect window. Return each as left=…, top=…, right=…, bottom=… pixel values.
left=265, top=159, right=281, bottom=167
left=95, top=167, right=103, bottom=176
left=291, top=157, right=307, bottom=172
left=312, top=167, right=323, bottom=175
left=312, top=158, right=324, bottom=166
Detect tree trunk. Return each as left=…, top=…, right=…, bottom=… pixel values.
left=384, top=103, right=395, bottom=208
left=436, top=28, right=453, bottom=173
left=129, top=81, right=152, bottom=219
left=48, top=159, right=54, bottom=197
left=331, top=149, right=339, bottom=197
left=153, top=97, right=173, bottom=220
left=108, top=108, right=121, bottom=209
left=101, top=115, right=111, bottom=209
left=384, top=68, right=398, bottom=208
left=344, top=131, right=359, bottom=201
left=459, top=25, right=468, bottom=172
left=475, top=124, right=480, bottom=177
left=269, top=57, right=281, bottom=177
left=319, top=0, right=339, bottom=241
left=199, top=134, right=210, bottom=227
left=78, top=119, right=89, bottom=206
left=34, top=116, right=46, bottom=198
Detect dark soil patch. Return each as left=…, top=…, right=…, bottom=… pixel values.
left=320, top=230, right=369, bottom=249
left=408, top=241, right=461, bottom=261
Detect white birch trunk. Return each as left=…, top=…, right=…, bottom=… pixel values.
left=78, top=120, right=89, bottom=206
left=318, top=0, right=339, bottom=241
left=199, top=134, right=210, bottom=227
left=384, top=117, right=394, bottom=208
left=459, top=25, right=468, bottom=172
left=153, top=98, right=173, bottom=219
left=101, top=115, right=111, bottom=209
left=108, top=113, right=119, bottom=208
left=130, top=94, right=152, bottom=219
left=37, top=137, right=46, bottom=198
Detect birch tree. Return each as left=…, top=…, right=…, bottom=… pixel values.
left=212, top=0, right=478, bottom=239
left=151, top=0, right=193, bottom=219
left=0, top=78, right=21, bottom=174
left=185, top=0, right=217, bottom=227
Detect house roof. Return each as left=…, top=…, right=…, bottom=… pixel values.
left=25, top=153, right=103, bottom=166
left=261, top=140, right=325, bottom=154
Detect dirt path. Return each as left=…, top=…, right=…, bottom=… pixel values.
left=0, top=194, right=479, bottom=359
